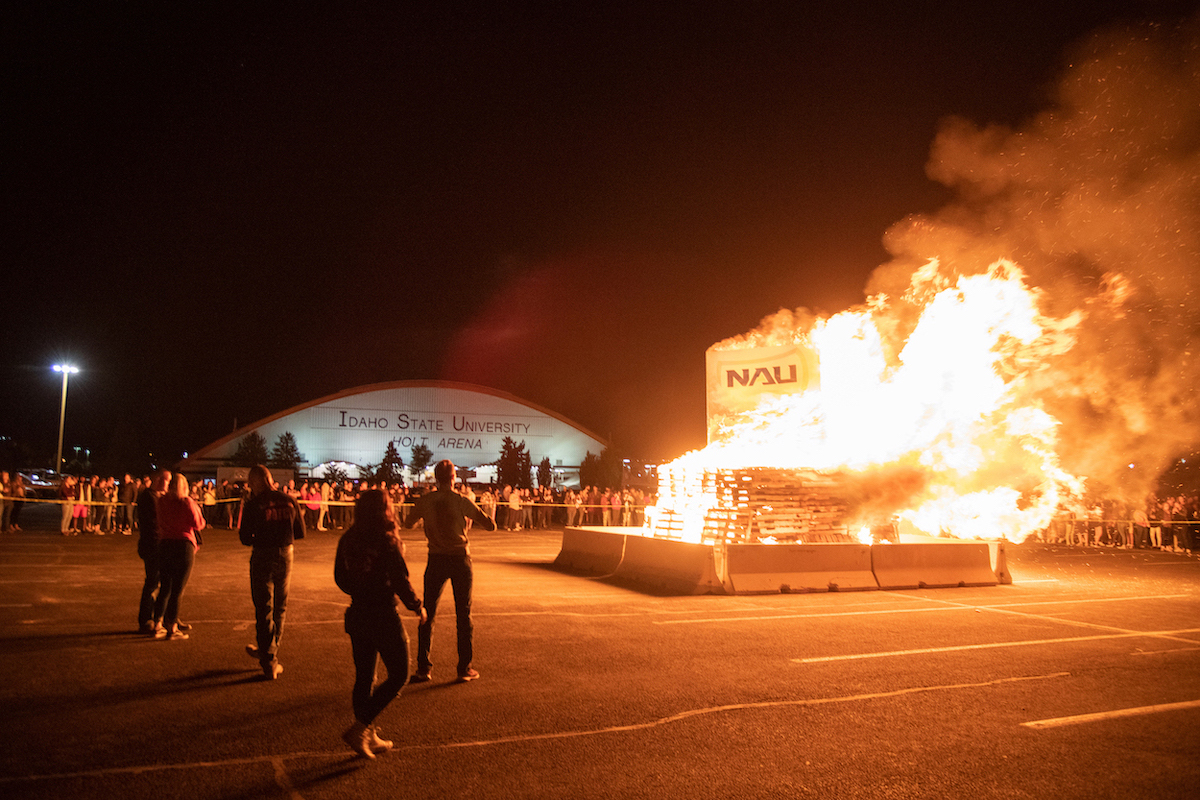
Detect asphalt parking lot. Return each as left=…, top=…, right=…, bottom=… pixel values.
left=1, top=503, right=1198, bottom=799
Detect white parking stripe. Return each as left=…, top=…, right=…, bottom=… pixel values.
left=655, top=593, right=1188, bottom=625
left=1022, top=700, right=1200, bottom=729
left=793, top=628, right=1200, bottom=663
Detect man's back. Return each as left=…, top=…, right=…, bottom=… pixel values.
left=239, top=489, right=305, bottom=549
left=407, top=488, right=494, bottom=555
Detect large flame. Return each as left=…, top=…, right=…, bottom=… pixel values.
left=655, top=258, right=1085, bottom=543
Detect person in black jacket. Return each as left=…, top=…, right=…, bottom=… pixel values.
left=334, top=489, right=425, bottom=758
left=239, top=464, right=305, bottom=680
left=135, top=471, right=171, bottom=634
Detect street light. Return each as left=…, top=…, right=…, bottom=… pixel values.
left=53, top=364, right=79, bottom=474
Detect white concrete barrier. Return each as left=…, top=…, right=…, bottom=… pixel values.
left=555, top=528, right=1006, bottom=595
left=611, top=534, right=728, bottom=595
left=871, top=541, right=998, bottom=589
left=726, top=543, right=877, bottom=593
left=553, top=527, right=629, bottom=575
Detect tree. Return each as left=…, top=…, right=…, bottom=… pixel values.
left=268, top=431, right=303, bottom=472
left=320, top=462, right=348, bottom=486
left=579, top=448, right=622, bottom=490
left=410, top=443, right=434, bottom=476
left=230, top=431, right=269, bottom=467
left=376, top=441, right=405, bottom=484
left=496, top=437, right=532, bottom=489
left=537, top=456, right=552, bottom=489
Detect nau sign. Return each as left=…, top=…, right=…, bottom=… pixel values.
left=725, top=364, right=800, bottom=387
left=705, top=343, right=819, bottom=444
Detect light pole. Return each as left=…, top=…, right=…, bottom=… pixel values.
left=53, top=364, right=79, bottom=474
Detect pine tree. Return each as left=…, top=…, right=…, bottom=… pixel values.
left=497, top=437, right=532, bottom=489
left=268, top=432, right=303, bottom=472
left=410, top=443, right=434, bottom=476
left=377, top=441, right=406, bottom=484
left=579, top=448, right=622, bottom=490
left=231, top=432, right=269, bottom=467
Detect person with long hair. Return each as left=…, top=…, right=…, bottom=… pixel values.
left=153, top=473, right=205, bottom=640
left=334, top=489, right=425, bottom=758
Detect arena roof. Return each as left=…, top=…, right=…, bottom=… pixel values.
left=184, top=380, right=608, bottom=479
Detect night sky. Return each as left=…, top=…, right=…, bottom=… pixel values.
left=4, top=1, right=1198, bottom=475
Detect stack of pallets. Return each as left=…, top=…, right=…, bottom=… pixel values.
left=651, top=465, right=855, bottom=544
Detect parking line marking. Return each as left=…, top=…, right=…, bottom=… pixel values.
left=0, top=672, right=1070, bottom=782
left=793, top=629, right=1200, bottom=663
left=655, top=594, right=1189, bottom=626
left=1022, top=699, right=1200, bottom=729
left=437, top=672, right=1071, bottom=749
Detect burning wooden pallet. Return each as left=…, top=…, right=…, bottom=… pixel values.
left=652, top=466, right=857, bottom=544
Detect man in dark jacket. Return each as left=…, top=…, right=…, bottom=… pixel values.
left=135, top=470, right=176, bottom=634
left=239, top=464, right=305, bottom=680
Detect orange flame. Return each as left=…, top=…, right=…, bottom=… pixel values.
left=653, top=258, right=1085, bottom=543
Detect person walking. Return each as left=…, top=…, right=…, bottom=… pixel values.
left=334, top=489, right=425, bottom=758
left=403, top=460, right=495, bottom=684
left=238, top=464, right=305, bottom=680
left=153, top=473, right=205, bottom=640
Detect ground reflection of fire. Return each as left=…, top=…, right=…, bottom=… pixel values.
left=646, top=259, right=1085, bottom=545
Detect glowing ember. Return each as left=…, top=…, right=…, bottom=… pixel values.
left=647, top=258, right=1085, bottom=544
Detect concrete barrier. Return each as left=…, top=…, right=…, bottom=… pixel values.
left=553, top=527, right=629, bottom=575
left=612, top=534, right=728, bottom=595
left=555, top=528, right=1005, bottom=595
left=871, top=541, right=998, bottom=589
left=726, top=543, right=877, bottom=593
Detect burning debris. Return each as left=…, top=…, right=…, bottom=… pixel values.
left=648, top=466, right=860, bottom=545
left=647, top=261, right=1081, bottom=544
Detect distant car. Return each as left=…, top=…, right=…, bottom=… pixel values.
left=19, top=472, right=60, bottom=500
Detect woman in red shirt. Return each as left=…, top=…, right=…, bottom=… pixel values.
left=154, top=474, right=206, bottom=640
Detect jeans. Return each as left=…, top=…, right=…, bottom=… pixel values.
left=346, top=605, right=410, bottom=725
left=418, top=553, right=473, bottom=676
left=250, top=545, right=293, bottom=668
left=138, top=545, right=160, bottom=627
left=154, top=539, right=194, bottom=630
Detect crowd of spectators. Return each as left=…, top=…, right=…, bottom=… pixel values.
left=1040, top=494, right=1198, bottom=555
left=4, top=471, right=1196, bottom=557
left=0, top=472, right=654, bottom=536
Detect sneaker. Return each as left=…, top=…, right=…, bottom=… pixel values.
left=409, top=671, right=431, bottom=684
left=138, top=621, right=156, bottom=635
left=367, top=727, right=394, bottom=753
left=153, top=627, right=168, bottom=639
left=341, top=722, right=374, bottom=759
left=167, top=629, right=189, bottom=640
left=245, top=644, right=260, bottom=660
left=456, top=668, right=480, bottom=683
left=264, top=662, right=283, bottom=680
left=176, top=621, right=192, bottom=632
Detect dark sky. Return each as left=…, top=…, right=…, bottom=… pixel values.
left=4, top=1, right=1197, bottom=473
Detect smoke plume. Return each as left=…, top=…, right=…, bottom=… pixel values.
left=863, top=14, right=1200, bottom=498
